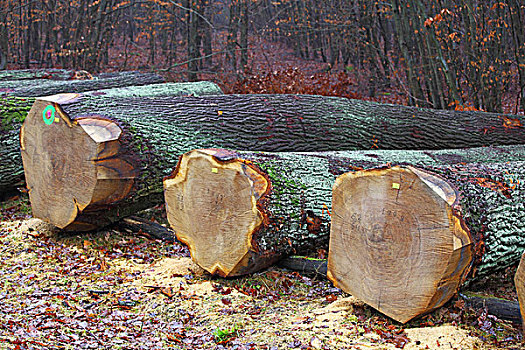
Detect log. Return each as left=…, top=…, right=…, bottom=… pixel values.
left=163, top=146, right=524, bottom=278
left=0, top=71, right=164, bottom=97
left=0, top=69, right=87, bottom=81
left=328, top=161, right=524, bottom=323
left=515, top=252, right=525, bottom=331
left=0, top=81, right=222, bottom=192
left=15, top=93, right=523, bottom=150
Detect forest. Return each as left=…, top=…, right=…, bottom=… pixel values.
left=1, top=1, right=525, bottom=349
left=1, top=0, right=524, bottom=114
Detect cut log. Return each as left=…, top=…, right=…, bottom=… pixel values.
left=163, top=146, right=524, bottom=278
left=19, top=93, right=524, bottom=150
left=0, top=69, right=86, bottom=81
left=0, top=71, right=164, bottom=96
left=0, top=81, right=223, bottom=192
left=515, top=252, right=525, bottom=331
left=328, top=161, right=524, bottom=323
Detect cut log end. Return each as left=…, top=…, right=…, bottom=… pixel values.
left=327, top=166, right=473, bottom=323
left=163, top=149, right=272, bottom=277
left=514, top=252, right=525, bottom=332
left=21, top=99, right=137, bottom=230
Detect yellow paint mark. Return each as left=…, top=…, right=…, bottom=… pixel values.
left=392, top=182, right=400, bottom=189
left=54, top=117, right=60, bottom=123
left=212, top=168, right=218, bottom=173
left=217, top=111, right=223, bottom=116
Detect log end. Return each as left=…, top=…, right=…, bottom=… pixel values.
left=163, top=149, right=274, bottom=277
left=327, top=165, right=473, bottom=323
left=20, top=98, right=137, bottom=230
left=514, top=252, right=525, bottom=332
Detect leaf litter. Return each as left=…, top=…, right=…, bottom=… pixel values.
left=0, top=194, right=523, bottom=349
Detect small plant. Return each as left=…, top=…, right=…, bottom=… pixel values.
left=213, top=324, right=240, bottom=343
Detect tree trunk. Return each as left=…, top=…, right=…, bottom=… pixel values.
left=1, top=81, right=223, bottom=192
left=515, top=252, right=525, bottom=332
left=0, top=71, right=164, bottom=97
left=163, top=146, right=524, bottom=278
left=328, top=159, right=524, bottom=323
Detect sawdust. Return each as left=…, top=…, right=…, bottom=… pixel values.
left=405, top=325, right=483, bottom=349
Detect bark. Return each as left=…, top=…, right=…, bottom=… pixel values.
left=163, top=146, right=524, bottom=278
left=24, top=93, right=525, bottom=152
left=1, top=81, right=223, bottom=192
left=0, top=71, right=165, bottom=97
left=118, top=216, right=180, bottom=244
left=328, top=159, right=524, bottom=323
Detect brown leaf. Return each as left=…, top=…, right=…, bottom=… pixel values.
left=326, top=294, right=337, bottom=302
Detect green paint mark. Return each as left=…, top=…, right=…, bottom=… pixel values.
left=43, top=105, right=55, bottom=125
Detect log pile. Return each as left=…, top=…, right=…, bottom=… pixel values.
left=1, top=80, right=222, bottom=191
left=18, top=90, right=525, bottom=323
left=20, top=93, right=524, bottom=231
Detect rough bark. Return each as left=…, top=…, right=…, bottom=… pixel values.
left=0, top=71, right=164, bottom=97
left=163, top=146, right=524, bottom=278
left=0, top=69, right=86, bottom=81
left=515, top=252, right=525, bottom=331
left=21, top=93, right=525, bottom=153
left=328, top=160, right=524, bottom=323
left=1, top=81, right=222, bottom=192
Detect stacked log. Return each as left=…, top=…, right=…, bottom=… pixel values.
left=0, top=71, right=164, bottom=97
left=0, top=69, right=83, bottom=81
left=20, top=94, right=524, bottom=231
left=1, top=81, right=222, bottom=191
left=163, top=146, right=524, bottom=282
left=327, top=160, right=524, bottom=323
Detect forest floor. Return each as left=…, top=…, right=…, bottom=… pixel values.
left=0, top=194, right=523, bottom=350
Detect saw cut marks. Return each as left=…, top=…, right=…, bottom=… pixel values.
left=328, top=166, right=473, bottom=323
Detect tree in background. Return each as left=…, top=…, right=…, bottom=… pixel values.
left=1, top=0, right=524, bottom=114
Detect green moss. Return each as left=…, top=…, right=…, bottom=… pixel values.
left=0, top=96, right=34, bottom=132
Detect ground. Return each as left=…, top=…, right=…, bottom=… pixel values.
left=0, top=194, right=523, bottom=349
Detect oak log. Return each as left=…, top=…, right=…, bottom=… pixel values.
left=20, top=92, right=523, bottom=229
left=328, top=160, right=524, bottom=323
left=0, top=71, right=164, bottom=96
left=0, top=81, right=222, bottom=192
left=163, top=146, right=524, bottom=278
left=0, top=69, right=85, bottom=81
